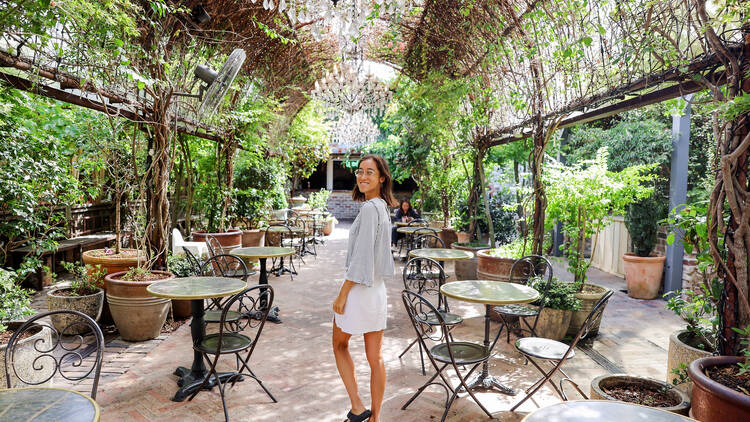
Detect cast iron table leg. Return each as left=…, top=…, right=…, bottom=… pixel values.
left=255, top=257, right=281, bottom=323
left=462, top=304, right=517, bottom=395
left=171, top=299, right=239, bottom=401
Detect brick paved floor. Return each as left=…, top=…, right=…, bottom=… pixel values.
left=33, top=222, right=684, bottom=421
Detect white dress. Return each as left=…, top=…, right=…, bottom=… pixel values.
left=334, top=198, right=395, bottom=335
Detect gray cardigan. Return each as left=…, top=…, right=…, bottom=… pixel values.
left=345, top=198, right=395, bottom=286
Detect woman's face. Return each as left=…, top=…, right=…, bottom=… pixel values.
left=401, top=202, right=410, bottom=213
left=356, top=158, right=385, bottom=198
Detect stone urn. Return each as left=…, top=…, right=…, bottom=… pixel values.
left=450, top=243, right=490, bottom=281
left=0, top=322, right=53, bottom=387
left=566, top=283, right=612, bottom=337
left=667, top=329, right=713, bottom=396
left=623, top=252, right=666, bottom=299
left=105, top=270, right=174, bottom=341
left=290, top=196, right=307, bottom=207
left=47, top=287, right=104, bottom=334
left=192, top=229, right=243, bottom=254
left=590, top=374, right=691, bottom=415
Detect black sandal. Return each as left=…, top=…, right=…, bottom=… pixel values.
left=345, top=409, right=371, bottom=422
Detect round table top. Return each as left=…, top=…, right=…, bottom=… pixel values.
left=395, top=221, right=427, bottom=227
left=147, top=276, right=247, bottom=300
left=440, top=280, right=539, bottom=305
left=397, top=226, right=439, bottom=234
left=0, top=387, right=100, bottom=422
left=231, top=246, right=296, bottom=259
left=266, top=226, right=303, bottom=233
left=521, top=400, right=697, bottom=422
left=409, top=248, right=473, bottom=261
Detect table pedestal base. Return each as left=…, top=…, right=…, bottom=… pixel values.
left=171, top=366, right=242, bottom=402
left=462, top=373, right=517, bottom=395
left=250, top=305, right=282, bottom=324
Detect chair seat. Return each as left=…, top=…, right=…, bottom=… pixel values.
left=430, top=341, right=490, bottom=365
left=515, top=337, right=575, bottom=360
left=204, top=310, right=242, bottom=324
left=494, top=304, right=539, bottom=317
left=196, top=332, right=253, bottom=354
left=418, top=311, right=463, bottom=326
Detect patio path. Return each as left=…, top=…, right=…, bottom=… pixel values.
left=44, top=222, right=684, bottom=421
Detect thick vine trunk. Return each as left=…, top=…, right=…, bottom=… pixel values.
left=145, top=95, right=172, bottom=270
left=467, top=147, right=486, bottom=241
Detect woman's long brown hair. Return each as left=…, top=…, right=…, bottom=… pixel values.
left=351, top=154, right=398, bottom=207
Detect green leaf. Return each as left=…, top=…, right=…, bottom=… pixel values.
left=666, top=232, right=675, bottom=245
left=582, top=37, right=593, bottom=46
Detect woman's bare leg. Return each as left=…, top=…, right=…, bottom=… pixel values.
left=364, top=330, right=385, bottom=422
left=333, top=320, right=366, bottom=416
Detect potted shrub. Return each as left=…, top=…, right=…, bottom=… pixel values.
left=544, top=149, right=655, bottom=337
left=47, top=262, right=105, bottom=334
left=688, top=328, right=750, bottom=421
left=166, top=254, right=198, bottom=319
left=0, top=268, right=52, bottom=387
left=623, top=195, right=666, bottom=299
left=105, top=267, right=174, bottom=341
left=235, top=189, right=267, bottom=248
left=528, top=276, right=581, bottom=341
left=590, top=374, right=690, bottom=415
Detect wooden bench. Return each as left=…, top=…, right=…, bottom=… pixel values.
left=11, top=233, right=117, bottom=289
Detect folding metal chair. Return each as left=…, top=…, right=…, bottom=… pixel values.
left=200, top=254, right=249, bottom=324
left=399, top=257, right=463, bottom=375
left=400, top=290, right=493, bottom=421
left=510, top=290, right=614, bottom=411
left=5, top=310, right=104, bottom=398
left=188, top=285, right=277, bottom=421
left=493, top=255, right=554, bottom=343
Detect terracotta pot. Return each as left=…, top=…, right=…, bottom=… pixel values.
left=456, top=232, right=471, bottom=244
left=47, top=287, right=104, bottom=334
left=82, top=248, right=142, bottom=277
left=623, top=252, right=666, bottom=299
left=529, top=306, right=573, bottom=341
left=566, top=283, right=611, bottom=337
left=0, top=322, right=53, bottom=387
left=192, top=229, right=242, bottom=254
left=322, top=219, right=336, bottom=236
left=667, top=330, right=713, bottom=396
left=476, top=250, right=530, bottom=282
left=438, top=228, right=458, bottom=249
left=172, top=299, right=192, bottom=319
left=241, top=229, right=266, bottom=248
left=590, top=374, right=691, bottom=415
left=450, top=243, right=489, bottom=281
left=688, top=356, right=750, bottom=421
left=105, top=270, right=174, bottom=341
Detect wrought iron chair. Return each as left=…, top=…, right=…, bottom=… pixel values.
left=265, top=224, right=297, bottom=279
left=399, top=257, right=463, bottom=375
left=414, top=233, right=445, bottom=250
left=205, top=233, right=223, bottom=258
left=400, top=290, right=493, bottom=421
left=188, top=285, right=277, bottom=421
left=493, top=255, right=554, bottom=343
left=182, top=246, right=204, bottom=275
left=286, top=216, right=310, bottom=262
left=4, top=310, right=104, bottom=398
left=406, top=227, right=437, bottom=256
left=510, top=290, right=614, bottom=411
left=200, top=254, right=249, bottom=325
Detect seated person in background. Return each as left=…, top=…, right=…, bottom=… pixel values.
left=391, top=199, right=420, bottom=247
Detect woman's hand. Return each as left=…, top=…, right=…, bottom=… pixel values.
left=332, top=294, right=347, bottom=314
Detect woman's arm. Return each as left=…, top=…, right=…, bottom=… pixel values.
left=333, top=280, right=356, bottom=314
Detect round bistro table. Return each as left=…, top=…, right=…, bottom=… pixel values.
left=0, top=387, right=100, bottom=422
left=440, top=280, right=539, bottom=395
left=147, top=276, right=247, bottom=402
left=521, top=400, right=698, bottom=422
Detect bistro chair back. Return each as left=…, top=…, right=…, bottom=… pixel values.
left=511, top=290, right=615, bottom=411
left=399, top=257, right=463, bottom=375
left=400, top=290, right=493, bottom=422
left=182, top=246, right=203, bottom=275
left=188, top=284, right=277, bottom=421
left=414, top=233, right=445, bottom=249
left=4, top=310, right=104, bottom=398
left=407, top=219, right=428, bottom=227
left=200, top=254, right=249, bottom=324
left=493, top=254, right=554, bottom=343
left=205, top=233, right=223, bottom=258
left=264, top=224, right=298, bottom=279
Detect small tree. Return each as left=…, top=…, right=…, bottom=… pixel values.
left=544, top=148, right=656, bottom=288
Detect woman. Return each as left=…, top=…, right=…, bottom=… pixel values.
left=332, top=154, right=397, bottom=422
left=391, top=199, right=420, bottom=247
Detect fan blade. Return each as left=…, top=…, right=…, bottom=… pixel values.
left=197, top=49, right=247, bottom=118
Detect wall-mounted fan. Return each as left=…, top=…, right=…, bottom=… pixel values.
left=194, top=48, right=246, bottom=118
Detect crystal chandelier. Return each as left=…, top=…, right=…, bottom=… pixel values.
left=261, top=0, right=411, bottom=45
left=312, top=60, right=391, bottom=118
left=329, top=111, right=381, bottom=148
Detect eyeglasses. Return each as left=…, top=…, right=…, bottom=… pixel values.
left=355, top=169, right=377, bottom=177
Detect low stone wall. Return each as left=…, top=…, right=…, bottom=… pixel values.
left=327, top=191, right=361, bottom=219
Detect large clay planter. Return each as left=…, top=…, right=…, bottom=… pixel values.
left=667, top=330, right=713, bottom=396
left=456, top=232, right=471, bottom=244
left=82, top=248, right=142, bottom=276
left=438, top=228, right=458, bottom=248
left=0, top=322, right=53, bottom=387
left=623, top=252, right=666, bottom=299
left=566, top=283, right=611, bottom=337
left=477, top=250, right=530, bottom=282
left=590, top=374, right=691, bottom=415
left=322, top=219, right=336, bottom=236
left=47, top=287, right=104, bottom=334
left=192, top=229, right=242, bottom=254
left=530, top=306, right=573, bottom=341
left=450, top=243, right=490, bottom=281
left=688, top=356, right=750, bottom=421
left=105, top=270, right=174, bottom=341
left=241, top=229, right=265, bottom=248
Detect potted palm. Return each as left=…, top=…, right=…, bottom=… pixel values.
left=47, top=262, right=105, bottom=334
left=105, top=267, right=174, bottom=341
left=623, top=195, right=666, bottom=299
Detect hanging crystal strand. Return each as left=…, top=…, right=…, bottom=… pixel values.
left=279, top=0, right=286, bottom=12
